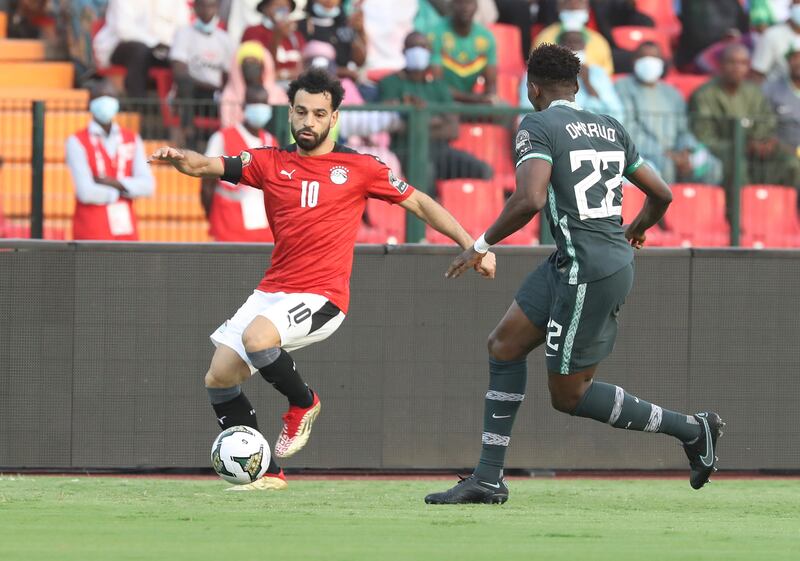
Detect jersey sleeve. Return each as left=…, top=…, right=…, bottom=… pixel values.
left=514, top=115, right=553, bottom=168
left=365, top=157, right=415, bottom=204
left=220, top=148, right=272, bottom=189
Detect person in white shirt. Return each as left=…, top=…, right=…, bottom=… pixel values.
left=65, top=81, right=155, bottom=240
left=93, top=0, right=191, bottom=98
left=752, top=0, right=800, bottom=81
left=201, top=87, right=277, bottom=242
left=170, top=0, right=235, bottom=144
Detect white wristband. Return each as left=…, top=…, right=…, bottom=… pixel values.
left=473, top=234, right=491, bottom=254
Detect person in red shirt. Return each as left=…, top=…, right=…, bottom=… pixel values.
left=241, top=0, right=305, bottom=84
left=150, top=68, right=496, bottom=491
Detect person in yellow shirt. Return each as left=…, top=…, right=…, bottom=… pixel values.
left=533, top=0, right=614, bottom=75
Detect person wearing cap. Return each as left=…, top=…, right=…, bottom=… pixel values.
left=242, top=0, right=306, bottom=84
left=202, top=87, right=277, bottom=242
left=763, top=40, right=800, bottom=162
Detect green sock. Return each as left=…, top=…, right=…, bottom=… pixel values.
left=473, top=358, right=527, bottom=483
left=572, top=381, right=701, bottom=443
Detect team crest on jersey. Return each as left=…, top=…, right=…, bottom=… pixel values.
left=240, top=150, right=252, bottom=166
left=515, top=129, right=532, bottom=157
left=329, top=166, right=349, bottom=185
left=388, top=170, right=409, bottom=194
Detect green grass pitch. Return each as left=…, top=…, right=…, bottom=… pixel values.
left=1, top=476, right=798, bottom=561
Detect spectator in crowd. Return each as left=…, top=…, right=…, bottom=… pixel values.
left=93, top=0, right=190, bottom=98
left=675, top=0, right=748, bottom=72
left=520, top=30, right=623, bottom=121
left=763, top=40, right=800, bottom=156
left=752, top=0, right=800, bottom=82
left=362, top=0, right=418, bottom=72
left=65, top=81, right=154, bottom=240
left=241, top=0, right=306, bottom=85
left=220, top=40, right=289, bottom=128
left=301, top=0, right=367, bottom=84
left=494, top=0, right=548, bottom=62
left=616, top=42, right=722, bottom=185
left=202, top=87, right=276, bottom=242
left=379, top=31, right=492, bottom=184
left=220, top=0, right=261, bottom=44
left=58, top=0, right=108, bottom=82
left=428, top=0, right=499, bottom=104
left=415, top=0, right=498, bottom=34
left=690, top=43, right=800, bottom=219
left=170, top=0, right=234, bottom=145
left=534, top=0, right=614, bottom=75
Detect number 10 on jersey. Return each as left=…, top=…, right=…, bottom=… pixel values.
left=300, top=180, right=319, bottom=208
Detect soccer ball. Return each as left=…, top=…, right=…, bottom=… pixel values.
left=211, top=426, right=270, bottom=485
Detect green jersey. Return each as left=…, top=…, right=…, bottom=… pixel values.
left=515, top=100, right=644, bottom=284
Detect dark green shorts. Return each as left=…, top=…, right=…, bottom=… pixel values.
left=515, top=257, right=634, bottom=375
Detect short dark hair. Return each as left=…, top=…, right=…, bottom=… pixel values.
left=287, top=68, right=345, bottom=110
left=527, top=43, right=580, bottom=88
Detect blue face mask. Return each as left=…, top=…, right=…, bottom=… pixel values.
left=195, top=16, right=218, bottom=34
left=560, top=9, right=589, bottom=32
left=89, top=95, right=119, bottom=125
left=792, top=5, right=800, bottom=26
left=244, top=103, right=273, bottom=129
left=404, top=46, right=431, bottom=71
left=312, top=3, right=341, bottom=18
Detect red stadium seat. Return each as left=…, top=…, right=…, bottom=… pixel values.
left=427, top=179, right=503, bottom=244
left=496, top=72, right=521, bottom=106
left=366, top=197, right=406, bottom=244
left=499, top=214, right=540, bottom=246
left=635, top=0, right=681, bottom=40
left=450, top=124, right=515, bottom=192
left=621, top=183, right=681, bottom=246
left=489, top=23, right=524, bottom=75
left=664, top=73, right=709, bottom=101
left=663, top=183, right=730, bottom=247
left=612, top=26, right=672, bottom=59
left=740, top=185, right=800, bottom=248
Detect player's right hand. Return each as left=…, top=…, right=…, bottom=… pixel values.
left=624, top=226, right=646, bottom=249
left=148, top=146, right=185, bottom=164
left=446, top=247, right=486, bottom=279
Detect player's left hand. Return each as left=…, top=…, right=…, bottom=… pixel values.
left=625, top=226, right=646, bottom=249
left=446, top=247, right=486, bottom=279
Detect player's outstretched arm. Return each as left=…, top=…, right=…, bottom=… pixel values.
left=624, top=164, right=673, bottom=249
left=445, top=158, right=549, bottom=279
left=148, top=146, right=224, bottom=178
left=399, top=190, right=496, bottom=279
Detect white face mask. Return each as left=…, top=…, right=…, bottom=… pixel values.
left=560, top=9, right=589, bottom=32
left=633, top=56, right=665, bottom=84
left=244, top=103, right=273, bottom=129
left=405, top=46, right=431, bottom=71
left=89, top=95, right=119, bottom=125
left=575, top=49, right=587, bottom=65
left=792, top=5, right=800, bottom=26
left=195, top=16, right=219, bottom=34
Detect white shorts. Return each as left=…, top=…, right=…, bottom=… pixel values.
left=210, top=290, right=346, bottom=373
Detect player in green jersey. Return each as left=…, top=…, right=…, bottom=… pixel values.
left=425, top=44, right=724, bottom=505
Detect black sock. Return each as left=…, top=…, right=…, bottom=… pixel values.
left=248, top=348, right=313, bottom=408
left=211, top=392, right=280, bottom=474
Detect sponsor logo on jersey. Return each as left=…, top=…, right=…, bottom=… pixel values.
left=515, top=129, right=532, bottom=157
left=240, top=150, right=252, bottom=166
left=389, top=170, right=409, bottom=194
left=330, top=166, right=349, bottom=185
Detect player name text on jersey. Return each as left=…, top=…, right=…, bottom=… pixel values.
left=564, top=121, right=617, bottom=142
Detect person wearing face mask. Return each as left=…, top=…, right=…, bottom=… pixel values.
left=170, top=0, right=235, bottom=146
left=615, top=42, right=722, bottom=186
left=752, top=0, right=800, bottom=82
left=65, top=80, right=154, bottom=241
left=202, top=87, right=277, bottom=242
left=220, top=41, right=289, bottom=129
left=301, top=0, right=367, bottom=84
left=522, top=30, right=624, bottom=122
left=380, top=31, right=493, bottom=184
left=242, top=0, right=306, bottom=84
left=534, top=0, right=614, bottom=75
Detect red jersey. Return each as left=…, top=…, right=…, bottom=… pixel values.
left=225, top=144, right=414, bottom=314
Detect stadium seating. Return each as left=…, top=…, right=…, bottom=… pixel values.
left=621, top=183, right=682, bottom=246
left=496, top=72, right=521, bottom=106
left=635, top=0, right=681, bottom=40
left=426, top=179, right=503, bottom=244
left=499, top=213, right=540, bottom=246
left=611, top=26, right=672, bottom=60
left=489, top=23, right=524, bottom=75
left=663, top=73, right=708, bottom=101
left=149, top=67, right=220, bottom=130
left=0, top=39, right=45, bottom=61
left=0, top=61, right=74, bottom=88
left=740, top=185, right=800, bottom=248
left=0, top=87, right=88, bottom=110
left=663, top=183, right=730, bottom=247
left=450, top=123, right=515, bottom=192
left=366, top=197, right=406, bottom=244
left=0, top=11, right=6, bottom=39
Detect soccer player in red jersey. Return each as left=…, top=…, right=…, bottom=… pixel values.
left=150, top=69, right=496, bottom=490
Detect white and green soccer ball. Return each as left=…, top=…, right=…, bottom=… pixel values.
left=211, top=426, right=270, bottom=485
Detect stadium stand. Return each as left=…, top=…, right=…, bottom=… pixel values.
left=740, top=185, right=800, bottom=248
left=426, top=178, right=504, bottom=244
left=663, top=184, right=731, bottom=247
left=611, top=26, right=672, bottom=60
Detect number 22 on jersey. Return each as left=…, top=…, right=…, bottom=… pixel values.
left=300, top=180, right=319, bottom=208
left=569, top=149, right=624, bottom=221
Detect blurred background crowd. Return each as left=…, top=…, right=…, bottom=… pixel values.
left=0, top=0, right=799, bottom=247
